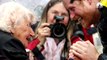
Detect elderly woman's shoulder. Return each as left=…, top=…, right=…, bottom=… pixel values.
left=0, top=30, right=28, bottom=60
left=0, top=30, right=24, bottom=48
left=0, top=30, right=13, bottom=43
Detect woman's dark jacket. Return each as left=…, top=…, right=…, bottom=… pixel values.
left=0, top=30, right=28, bottom=60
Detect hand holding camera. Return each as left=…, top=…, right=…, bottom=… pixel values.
left=37, top=15, right=67, bottom=44
left=37, top=23, right=51, bottom=45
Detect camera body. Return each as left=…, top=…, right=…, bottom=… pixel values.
left=49, top=16, right=67, bottom=39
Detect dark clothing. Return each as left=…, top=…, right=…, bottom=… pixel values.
left=32, top=47, right=45, bottom=60
left=97, top=6, right=107, bottom=60
left=27, top=38, right=45, bottom=60
left=0, top=30, right=28, bottom=60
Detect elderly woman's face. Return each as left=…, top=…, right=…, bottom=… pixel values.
left=11, top=19, right=34, bottom=48
left=47, top=2, right=69, bottom=26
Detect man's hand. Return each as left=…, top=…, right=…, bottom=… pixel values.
left=69, top=41, right=100, bottom=60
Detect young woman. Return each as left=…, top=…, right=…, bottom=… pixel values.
left=27, top=0, right=73, bottom=60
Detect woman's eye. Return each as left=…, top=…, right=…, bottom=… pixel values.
left=52, top=11, right=59, bottom=15
left=62, top=13, right=68, bottom=17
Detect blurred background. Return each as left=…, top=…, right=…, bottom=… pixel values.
left=0, top=0, right=50, bottom=22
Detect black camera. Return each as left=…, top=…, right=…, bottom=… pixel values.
left=49, top=16, right=67, bottom=39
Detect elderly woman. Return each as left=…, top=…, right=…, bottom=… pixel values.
left=0, top=2, right=35, bottom=60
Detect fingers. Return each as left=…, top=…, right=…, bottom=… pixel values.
left=37, top=23, right=51, bottom=45
left=86, top=40, right=93, bottom=46
left=70, top=45, right=84, bottom=54
left=39, top=23, right=50, bottom=28
left=71, top=41, right=88, bottom=53
left=38, top=23, right=51, bottom=37
left=69, top=49, right=74, bottom=59
left=39, top=23, right=50, bottom=35
left=69, top=40, right=100, bottom=60
left=43, top=27, right=50, bottom=33
left=69, top=49, right=81, bottom=60
left=69, top=41, right=89, bottom=59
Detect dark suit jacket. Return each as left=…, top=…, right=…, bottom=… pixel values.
left=0, top=30, right=29, bottom=60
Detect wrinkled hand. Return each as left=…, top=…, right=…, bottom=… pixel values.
left=70, top=41, right=100, bottom=60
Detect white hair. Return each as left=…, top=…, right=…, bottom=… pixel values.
left=0, top=2, right=35, bottom=33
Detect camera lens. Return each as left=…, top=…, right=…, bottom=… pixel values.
left=53, top=24, right=65, bottom=36
left=51, top=23, right=66, bottom=39
left=50, top=15, right=66, bottom=39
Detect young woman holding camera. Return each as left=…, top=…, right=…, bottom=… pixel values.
left=27, top=0, right=74, bottom=60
